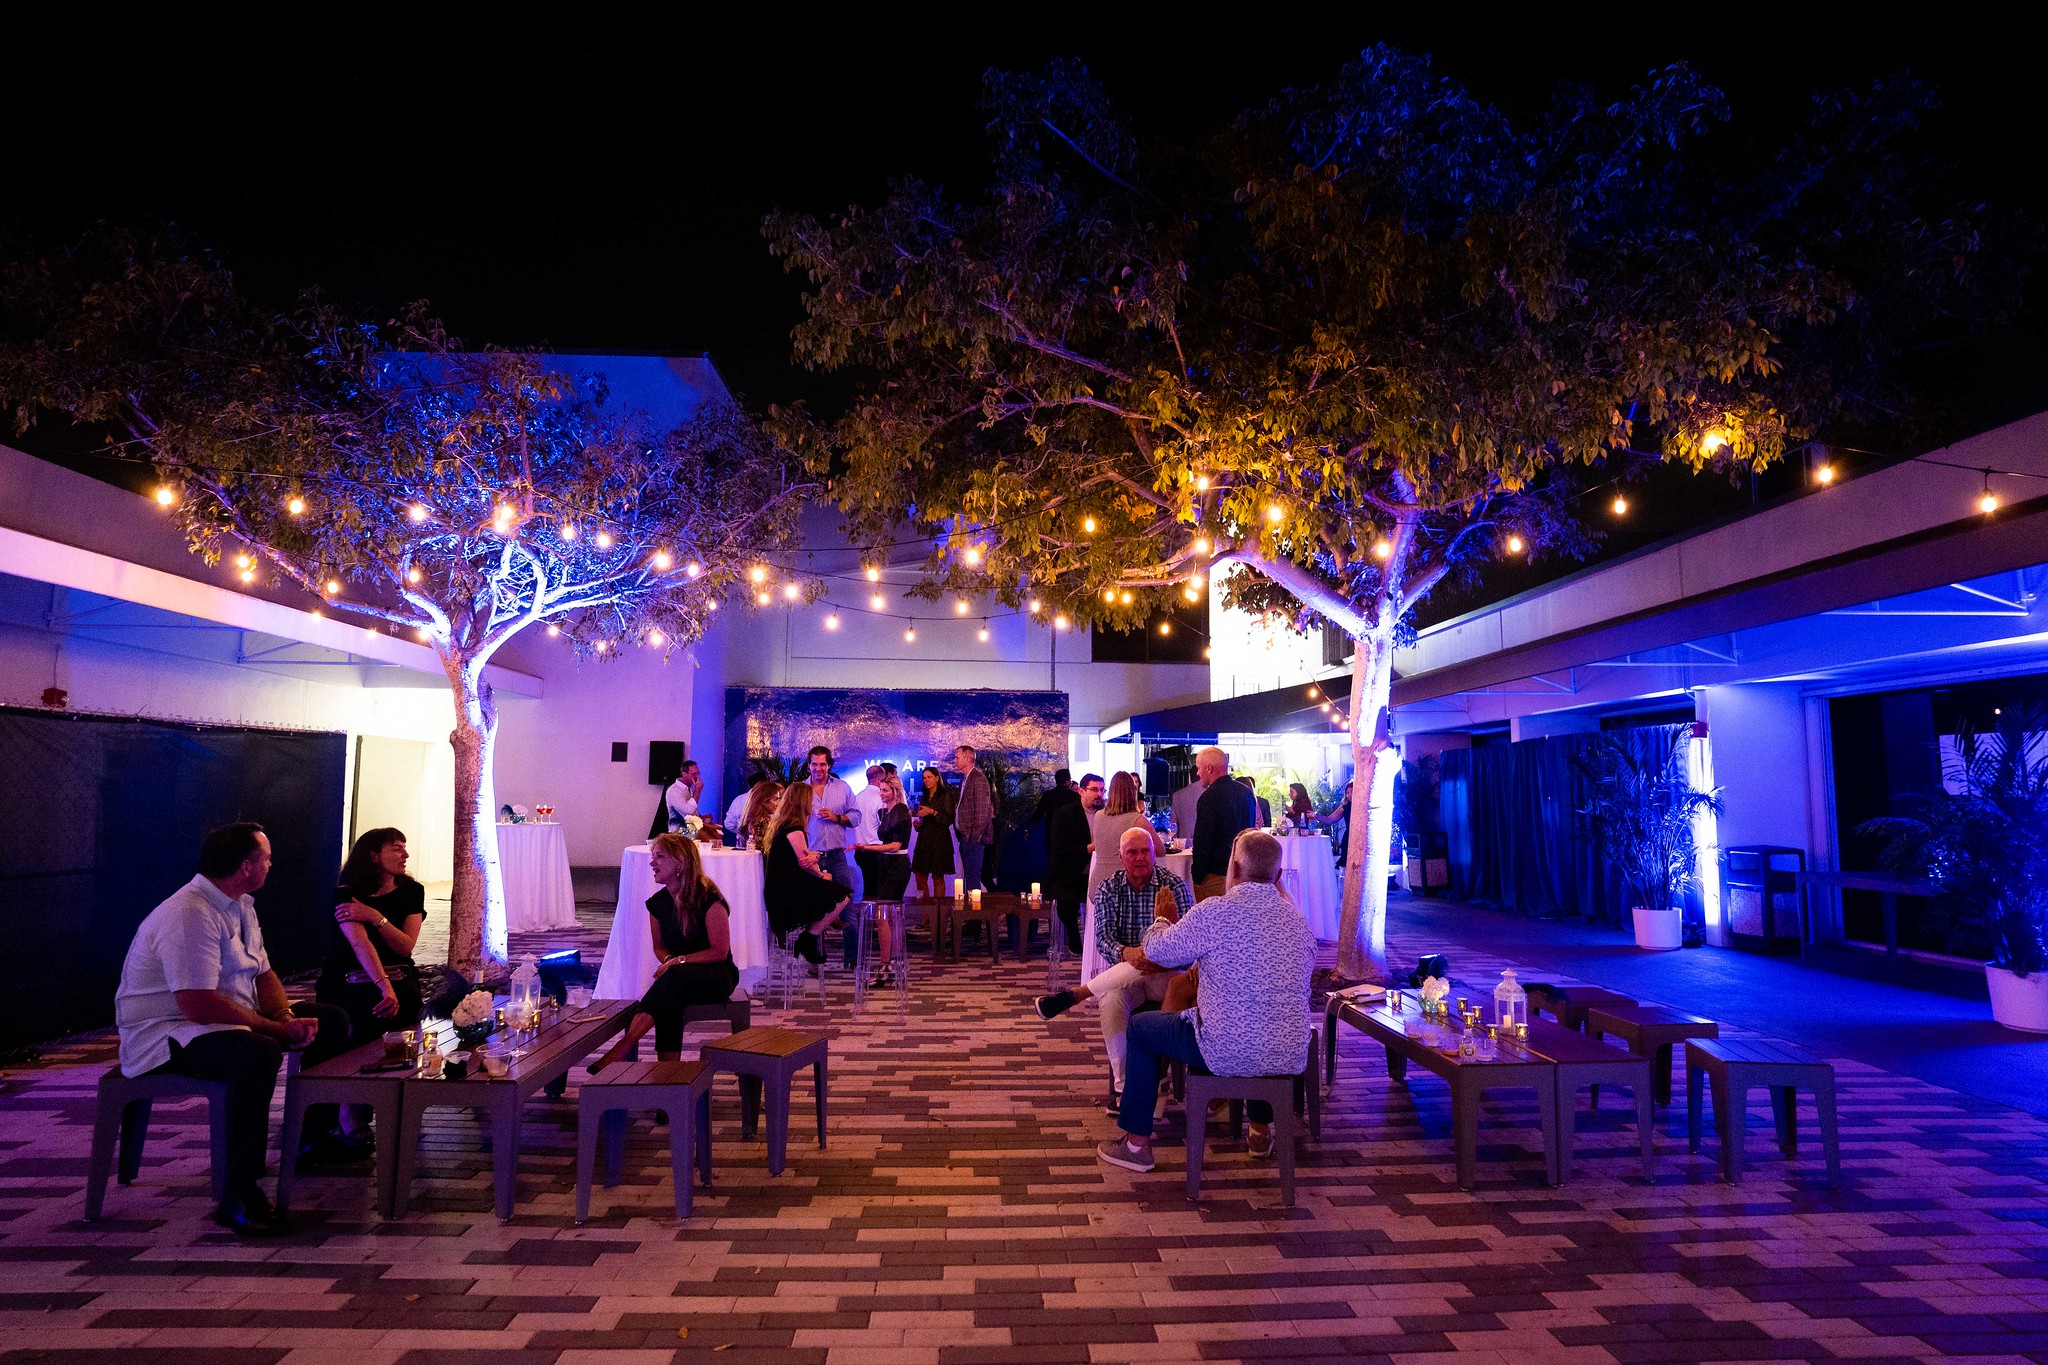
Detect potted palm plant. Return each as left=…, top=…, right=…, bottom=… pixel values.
left=1575, top=729, right=1721, bottom=950
left=1861, top=719, right=2048, bottom=1032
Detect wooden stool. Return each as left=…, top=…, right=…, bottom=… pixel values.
left=576, top=1059, right=714, bottom=1223
left=1586, top=1005, right=1719, bottom=1106
left=1183, top=1027, right=1320, bottom=1207
left=1686, top=1039, right=1841, bottom=1185
left=86, top=1066, right=230, bottom=1218
left=701, top=1027, right=829, bottom=1176
left=1526, top=985, right=1637, bottom=1033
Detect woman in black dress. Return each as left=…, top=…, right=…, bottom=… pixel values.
left=763, top=780, right=850, bottom=964
left=589, top=833, right=740, bottom=1069
left=909, top=766, right=957, bottom=897
left=854, top=771, right=915, bottom=985
left=317, top=827, right=427, bottom=1152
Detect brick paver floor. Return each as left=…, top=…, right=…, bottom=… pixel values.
left=2, top=909, right=2046, bottom=1364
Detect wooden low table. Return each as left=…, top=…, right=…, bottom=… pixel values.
left=1522, top=1018, right=1655, bottom=1181
left=1330, top=1000, right=1559, bottom=1189
left=391, top=999, right=634, bottom=1218
left=1526, top=984, right=1638, bottom=1033
left=277, top=1038, right=408, bottom=1218
left=1586, top=1004, right=1720, bottom=1107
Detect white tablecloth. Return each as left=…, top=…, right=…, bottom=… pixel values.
left=494, top=822, right=577, bottom=932
left=595, top=844, right=771, bottom=1000
left=1278, top=834, right=1342, bottom=940
left=1079, top=850, right=1194, bottom=986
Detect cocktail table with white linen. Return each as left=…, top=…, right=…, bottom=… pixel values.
left=494, top=821, right=578, bottom=932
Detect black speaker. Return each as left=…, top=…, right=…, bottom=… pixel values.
left=648, top=740, right=686, bottom=787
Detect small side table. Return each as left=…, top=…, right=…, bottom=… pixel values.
left=1686, top=1038, right=1842, bottom=1185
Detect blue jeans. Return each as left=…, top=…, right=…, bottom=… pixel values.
left=1116, top=1008, right=1274, bottom=1139
left=818, top=848, right=863, bottom=966
left=958, top=839, right=987, bottom=892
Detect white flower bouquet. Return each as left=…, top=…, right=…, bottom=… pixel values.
left=450, top=989, right=496, bottom=1042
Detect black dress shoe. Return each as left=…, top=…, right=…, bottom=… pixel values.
left=213, top=1187, right=288, bottom=1237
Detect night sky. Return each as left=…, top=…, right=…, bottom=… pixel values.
left=9, top=19, right=2042, bottom=612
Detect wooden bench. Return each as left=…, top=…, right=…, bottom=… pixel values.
left=1526, top=984, right=1638, bottom=1033
left=1184, top=1026, right=1320, bottom=1207
left=1686, top=1038, right=1842, bottom=1185
left=85, top=1067, right=230, bottom=1218
left=1523, top=1019, right=1655, bottom=1181
left=1586, top=1004, right=1720, bottom=1107
left=701, top=1026, right=829, bottom=1176
left=576, top=1059, right=714, bottom=1223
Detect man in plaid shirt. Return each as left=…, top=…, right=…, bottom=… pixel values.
left=1034, top=826, right=1193, bottom=1108
left=953, top=745, right=995, bottom=892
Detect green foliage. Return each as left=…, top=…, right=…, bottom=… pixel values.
left=1573, top=729, right=1721, bottom=915
left=0, top=227, right=809, bottom=665
left=765, top=51, right=2027, bottom=645
left=1860, top=718, right=2048, bottom=975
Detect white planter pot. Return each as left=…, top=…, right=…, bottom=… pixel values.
left=1985, top=964, right=2048, bottom=1033
left=1632, top=905, right=1683, bottom=951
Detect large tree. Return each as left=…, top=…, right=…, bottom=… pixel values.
left=2, top=231, right=808, bottom=973
left=767, top=51, right=2025, bottom=981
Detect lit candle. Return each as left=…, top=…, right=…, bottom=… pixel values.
left=969, top=888, right=982, bottom=907
left=953, top=880, right=965, bottom=901
left=1030, top=882, right=1041, bottom=901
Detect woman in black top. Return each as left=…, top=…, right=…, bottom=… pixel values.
left=909, top=766, right=957, bottom=895
left=315, top=827, right=427, bottom=1152
left=763, top=780, right=850, bottom=964
left=590, top=833, right=740, bottom=1070
left=854, top=770, right=913, bottom=902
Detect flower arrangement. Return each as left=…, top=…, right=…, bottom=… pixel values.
left=450, top=989, right=496, bottom=1044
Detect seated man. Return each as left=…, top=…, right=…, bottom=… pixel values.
left=115, top=822, right=351, bottom=1235
left=1034, top=826, right=1195, bottom=1111
left=1096, top=829, right=1315, bottom=1171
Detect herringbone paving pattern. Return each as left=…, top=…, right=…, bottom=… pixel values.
left=2, top=911, right=2046, bottom=1364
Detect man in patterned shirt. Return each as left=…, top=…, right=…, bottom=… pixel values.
left=1096, top=829, right=1315, bottom=1172
left=1032, top=826, right=1194, bottom=1110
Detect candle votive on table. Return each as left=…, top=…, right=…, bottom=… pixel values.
left=1388, top=989, right=1404, bottom=1012
left=968, top=888, right=982, bottom=907
left=566, top=985, right=592, bottom=1012
left=384, top=1030, right=414, bottom=1064
left=1030, top=882, right=1041, bottom=900
left=419, top=1047, right=447, bottom=1080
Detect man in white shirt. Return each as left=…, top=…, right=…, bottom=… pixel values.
left=1170, top=767, right=1206, bottom=845
left=853, top=763, right=888, bottom=845
left=665, top=760, right=704, bottom=829
left=115, top=823, right=350, bottom=1235
left=804, top=745, right=864, bottom=965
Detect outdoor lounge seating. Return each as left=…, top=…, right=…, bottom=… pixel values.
left=1686, top=1037, right=1842, bottom=1185
left=1183, top=1025, right=1322, bottom=1207
left=85, top=1066, right=231, bottom=1218
left=576, top=1058, right=715, bottom=1222
left=701, top=1026, right=829, bottom=1176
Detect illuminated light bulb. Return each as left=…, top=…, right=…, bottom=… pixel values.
left=978, top=624, right=990, bottom=643
left=1612, top=495, right=1629, bottom=516
left=1103, top=588, right=1117, bottom=603
left=1372, top=539, right=1392, bottom=559
left=1266, top=504, right=1284, bottom=523
left=561, top=522, right=577, bottom=541
left=1120, top=590, right=1133, bottom=604
left=963, top=546, right=981, bottom=566
left=494, top=504, right=513, bottom=527
left=1193, top=538, right=1209, bottom=555
left=783, top=582, right=801, bottom=601
left=757, top=590, right=772, bottom=606
left=652, top=550, right=672, bottom=570
left=1028, top=598, right=1042, bottom=614
left=235, top=553, right=251, bottom=569
left=1082, top=515, right=1097, bottom=534
left=1981, top=492, right=2000, bottom=514
left=286, top=496, right=306, bottom=516
left=1320, top=702, right=1332, bottom=713
left=1203, top=646, right=1213, bottom=659
left=1158, top=621, right=1172, bottom=636
left=365, top=626, right=378, bottom=640
left=408, top=503, right=428, bottom=522
left=865, top=565, right=881, bottom=582
left=707, top=600, right=718, bottom=612
left=310, top=608, right=322, bottom=619
left=1815, top=464, right=1835, bottom=485
left=648, top=629, right=664, bottom=646
left=1194, top=474, right=1210, bottom=492
left=595, top=640, right=608, bottom=653
left=324, top=579, right=340, bottom=595
left=407, top=567, right=422, bottom=584
left=1506, top=534, right=1525, bottom=554
left=154, top=486, right=177, bottom=506
left=239, top=570, right=255, bottom=584
left=1183, top=587, right=1199, bottom=602
left=547, top=624, right=561, bottom=637
left=1054, top=614, right=1070, bottom=631
left=955, top=599, right=970, bottom=615
left=871, top=592, right=886, bottom=610
left=904, top=626, right=917, bottom=643
left=685, top=561, right=701, bottom=578
left=413, top=624, right=430, bottom=640
left=1307, top=685, right=1320, bottom=699
left=1701, top=431, right=1728, bottom=457
left=594, top=531, right=613, bottom=549
left=825, top=613, right=840, bottom=631
left=750, top=565, right=767, bottom=583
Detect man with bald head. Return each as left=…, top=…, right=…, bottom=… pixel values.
left=1190, top=746, right=1257, bottom=901
left=1034, top=823, right=1192, bottom=1110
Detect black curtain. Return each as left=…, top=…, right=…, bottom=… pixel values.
left=1439, top=724, right=1685, bottom=926
left=0, top=708, right=346, bottom=1049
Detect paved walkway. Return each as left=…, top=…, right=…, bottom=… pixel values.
left=1, top=902, right=2045, bottom=1363
left=1391, top=894, right=2048, bottom=1119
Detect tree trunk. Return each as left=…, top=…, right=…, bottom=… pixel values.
left=1334, top=628, right=1399, bottom=983
left=446, top=655, right=507, bottom=978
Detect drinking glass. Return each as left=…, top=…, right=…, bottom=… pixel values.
left=419, top=1046, right=446, bottom=1079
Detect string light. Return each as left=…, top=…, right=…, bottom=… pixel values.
left=1612, top=495, right=1629, bottom=516
left=415, top=626, right=430, bottom=640
left=493, top=504, right=514, bottom=530
left=595, top=530, right=613, bottom=549
left=1082, top=515, right=1097, bottom=534
left=1815, top=464, right=1835, bottom=485
left=1372, top=539, right=1392, bottom=560
left=750, top=566, right=767, bottom=584
left=1266, top=504, right=1284, bottom=523
left=235, top=553, right=251, bottom=569
left=1506, top=534, right=1525, bottom=554
left=409, top=504, right=428, bottom=522
left=707, top=600, right=718, bottom=612
left=978, top=622, right=990, bottom=642
left=757, top=590, right=772, bottom=606
left=1701, top=431, right=1728, bottom=457
left=1980, top=470, right=1999, bottom=514
left=1192, top=538, right=1209, bottom=555
left=1103, top=588, right=1116, bottom=603
left=865, top=565, right=881, bottom=582
left=963, top=546, right=982, bottom=566
left=286, top=496, right=306, bottom=516
left=595, top=640, right=608, bottom=653
left=154, top=486, right=177, bottom=506
left=685, top=562, right=702, bottom=578
left=1054, top=614, right=1070, bottom=631
left=825, top=613, right=840, bottom=631
left=955, top=599, right=970, bottom=615
left=871, top=592, right=886, bottom=609
left=1320, top=702, right=1332, bottom=713
left=1194, top=474, right=1210, bottom=492
left=1119, top=590, right=1133, bottom=605
left=324, top=579, right=340, bottom=595
left=1307, top=686, right=1320, bottom=699
left=1028, top=599, right=1042, bottom=614
left=783, top=583, right=800, bottom=601
left=560, top=523, right=577, bottom=541
left=407, top=567, right=422, bottom=584
left=547, top=624, right=561, bottom=637
left=904, top=626, right=917, bottom=643
left=1183, top=586, right=1200, bottom=602
left=310, top=608, right=322, bottom=619
left=1203, top=645, right=1212, bottom=659
left=648, top=629, right=664, bottom=646
left=365, top=626, right=378, bottom=640
left=239, top=569, right=255, bottom=584
left=651, top=550, right=672, bottom=570
left=1158, top=621, right=1172, bottom=636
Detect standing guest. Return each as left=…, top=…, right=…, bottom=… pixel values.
left=1237, top=774, right=1272, bottom=829
left=908, top=766, right=957, bottom=896
left=1031, top=769, right=1080, bottom=827
left=855, top=770, right=916, bottom=984
left=763, top=781, right=849, bottom=964
left=1035, top=826, right=1195, bottom=1109
left=1286, top=782, right=1315, bottom=825
left=1087, top=771, right=1158, bottom=903
left=803, top=746, right=865, bottom=966
left=590, top=834, right=738, bottom=1071
left=1314, top=778, right=1353, bottom=855
left=722, top=778, right=756, bottom=835
left=1191, top=747, right=1259, bottom=900
left=953, top=745, right=995, bottom=892
left=115, top=823, right=352, bottom=1235
left=665, top=760, right=704, bottom=830
left=737, top=779, right=783, bottom=849
left=1044, top=772, right=1103, bottom=952
left=1170, top=766, right=1205, bottom=844
left=317, top=826, right=426, bottom=1153
left=853, top=763, right=888, bottom=846
left=1097, top=830, right=1316, bottom=1172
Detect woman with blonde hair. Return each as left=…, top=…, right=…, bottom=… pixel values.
left=741, top=779, right=784, bottom=849
left=764, top=779, right=849, bottom=964
left=1087, top=771, right=1161, bottom=902
left=589, top=833, right=737, bottom=1071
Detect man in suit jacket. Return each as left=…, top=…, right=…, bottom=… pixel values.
left=1191, top=746, right=1258, bottom=900
left=1043, top=773, right=1102, bottom=951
